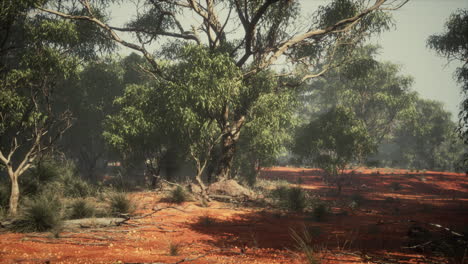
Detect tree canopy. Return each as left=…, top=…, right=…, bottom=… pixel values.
left=427, top=9, right=468, bottom=159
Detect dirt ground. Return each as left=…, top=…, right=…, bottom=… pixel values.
left=1, top=167, right=467, bottom=264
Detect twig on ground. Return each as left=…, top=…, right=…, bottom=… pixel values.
left=21, top=237, right=108, bottom=246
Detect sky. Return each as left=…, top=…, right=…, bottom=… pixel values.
left=110, top=0, right=468, bottom=120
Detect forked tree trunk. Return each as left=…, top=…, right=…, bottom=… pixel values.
left=195, top=172, right=210, bottom=202
left=9, top=172, right=19, bottom=216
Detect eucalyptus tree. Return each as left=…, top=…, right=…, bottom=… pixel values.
left=427, top=9, right=468, bottom=170
left=40, top=0, right=408, bottom=181
left=293, top=107, right=375, bottom=193
left=233, top=72, right=299, bottom=185
left=57, top=58, right=126, bottom=181
left=0, top=1, right=114, bottom=215
left=104, top=45, right=240, bottom=196
left=390, top=98, right=464, bottom=171
left=301, top=45, right=414, bottom=145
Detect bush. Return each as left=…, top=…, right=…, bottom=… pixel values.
left=270, top=186, right=289, bottom=201
left=169, top=242, right=181, bottom=256
left=169, top=186, right=188, bottom=204
left=69, top=199, right=96, bottom=219
left=270, top=186, right=308, bottom=212
left=20, top=158, right=94, bottom=198
left=287, top=187, right=308, bottom=212
left=61, top=172, right=95, bottom=198
left=11, top=193, right=63, bottom=233
left=312, top=203, right=328, bottom=221
left=197, top=215, right=216, bottom=227
left=109, top=192, right=135, bottom=216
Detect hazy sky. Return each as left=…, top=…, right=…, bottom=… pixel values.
left=110, top=0, right=468, bottom=119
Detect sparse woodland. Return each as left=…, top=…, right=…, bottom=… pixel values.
left=0, top=1, right=467, bottom=263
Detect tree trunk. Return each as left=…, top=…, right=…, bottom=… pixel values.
left=9, top=172, right=19, bottom=216
left=215, top=133, right=238, bottom=181
left=195, top=172, right=210, bottom=202
left=150, top=164, right=161, bottom=189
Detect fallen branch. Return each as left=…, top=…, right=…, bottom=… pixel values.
left=402, top=240, right=433, bottom=249
left=21, top=237, right=108, bottom=246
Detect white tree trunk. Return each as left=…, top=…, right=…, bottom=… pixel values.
left=9, top=172, right=19, bottom=216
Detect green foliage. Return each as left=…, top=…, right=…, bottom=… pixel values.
left=301, top=45, right=414, bottom=144
left=108, top=192, right=135, bottom=216
left=20, top=158, right=94, bottom=198
left=270, top=186, right=290, bottom=202
left=11, top=193, right=63, bottom=233
left=0, top=1, right=115, bottom=215
left=169, top=186, right=188, bottom=204
left=385, top=98, right=465, bottom=171
left=312, top=203, right=329, bottom=222
left=270, top=186, right=308, bottom=212
left=197, top=215, right=216, bottom=227
left=235, top=71, right=300, bottom=185
left=69, top=199, right=96, bottom=219
left=294, top=107, right=375, bottom=181
left=427, top=9, right=468, bottom=92
left=286, top=187, right=308, bottom=212
left=427, top=9, right=468, bottom=172
left=58, top=58, right=126, bottom=180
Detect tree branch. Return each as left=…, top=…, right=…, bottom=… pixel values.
left=37, top=6, right=162, bottom=75
left=258, top=0, right=399, bottom=71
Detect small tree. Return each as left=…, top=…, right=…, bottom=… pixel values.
left=294, top=107, right=375, bottom=194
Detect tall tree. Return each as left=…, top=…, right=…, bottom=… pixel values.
left=58, top=58, right=125, bottom=182
left=427, top=9, right=468, bottom=170
left=301, top=45, right=414, bottom=145
left=386, top=98, right=464, bottom=171
left=0, top=1, right=114, bottom=215
left=40, top=0, right=407, bottom=181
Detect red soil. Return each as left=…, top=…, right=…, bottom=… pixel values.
left=1, top=167, right=467, bottom=264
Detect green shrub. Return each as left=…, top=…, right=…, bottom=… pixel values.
left=61, top=172, right=95, bottom=198
left=69, top=199, right=96, bottom=219
left=197, top=215, right=216, bottom=227
left=270, top=186, right=308, bottom=212
left=270, top=185, right=289, bottom=201
left=20, top=158, right=94, bottom=198
left=286, top=187, right=308, bottom=212
left=169, top=186, right=188, bottom=204
left=11, top=193, right=63, bottom=233
left=109, top=192, right=135, bottom=216
left=312, top=203, right=328, bottom=221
